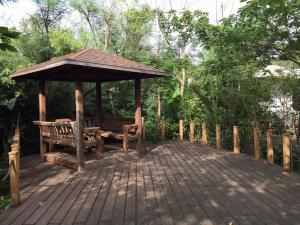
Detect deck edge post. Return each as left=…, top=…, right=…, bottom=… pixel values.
left=253, top=127, right=260, bottom=159
left=202, top=122, right=208, bottom=145
left=216, top=124, right=221, bottom=150
left=75, top=80, right=85, bottom=173
left=266, top=129, right=274, bottom=164
left=233, top=126, right=240, bottom=155
left=190, top=121, right=194, bottom=144
left=283, top=132, right=291, bottom=172
left=179, top=119, right=184, bottom=141
left=8, top=150, right=20, bottom=206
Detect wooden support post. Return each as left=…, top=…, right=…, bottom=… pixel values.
left=190, top=121, right=194, bottom=144
left=12, top=129, right=20, bottom=173
left=179, top=119, right=184, bottom=141
left=253, top=128, right=260, bottom=159
left=11, top=144, right=20, bottom=179
left=96, top=80, right=102, bottom=126
left=233, top=126, right=240, bottom=154
left=202, top=122, right=208, bottom=145
left=75, top=80, right=85, bottom=172
left=8, top=150, right=20, bottom=206
left=135, top=79, right=142, bottom=158
left=216, top=124, right=221, bottom=150
left=282, top=133, right=291, bottom=172
left=160, top=121, right=165, bottom=141
left=266, top=129, right=274, bottom=164
left=39, top=80, right=47, bottom=160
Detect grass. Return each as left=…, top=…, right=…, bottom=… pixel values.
left=0, top=196, right=10, bottom=213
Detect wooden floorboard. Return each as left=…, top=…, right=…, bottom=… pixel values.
left=1, top=141, right=300, bottom=225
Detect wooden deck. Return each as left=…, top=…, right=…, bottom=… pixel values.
left=1, top=141, right=300, bottom=225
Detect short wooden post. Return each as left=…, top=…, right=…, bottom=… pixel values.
left=233, top=126, right=240, bottom=154
left=282, top=133, right=291, bottom=172
left=39, top=80, right=47, bottom=160
left=190, top=121, right=194, bottom=144
left=216, top=124, right=221, bottom=150
left=160, top=121, right=165, bottom=141
left=179, top=119, right=184, bottom=141
left=12, top=129, right=20, bottom=174
left=11, top=144, right=20, bottom=178
left=142, top=117, right=146, bottom=142
left=75, top=80, right=85, bottom=173
left=202, top=122, right=208, bottom=145
left=253, top=128, right=260, bottom=159
left=266, top=129, right=274, bottom=164
left=8, top=150, right=20, bottom=206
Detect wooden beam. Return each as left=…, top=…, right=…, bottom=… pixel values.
left=39, top=80, right=47, bottom=160
left=8, top=150, right=20, bottom=206
left=75, top=80, right=85, bottom=172
left=266, top=129, right=274, bottom=164
left=253, top=128, right=260, bottom=159
left=179, top=120, right=184, bottom=141
left=233, top=126, right=240, bottom=154
left=135, top=79, right=142, bottom=157
left=96, top=80, right=102, bottom=126
left=190, top=121, right=194, bottom=144
left=202, top=122, right=208, bottom=145
left=283, top=133, right=291, bottom=172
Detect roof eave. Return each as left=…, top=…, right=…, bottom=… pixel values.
left=10, top=59, right=169, bottom=79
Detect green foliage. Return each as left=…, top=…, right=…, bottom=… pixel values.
left=0, top=196, right=10, bottom=213
left=0, top=27, right=20, bottom=52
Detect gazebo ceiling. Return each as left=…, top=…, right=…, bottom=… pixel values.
left=10, top=49, right=169, bottom=82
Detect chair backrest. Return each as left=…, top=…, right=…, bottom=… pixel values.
left=101, top=118, right=135, bottom=132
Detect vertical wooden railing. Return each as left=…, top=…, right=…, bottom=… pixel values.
left=201, top=122, right=208, bottom=145
left=179, top=119, right=184, bottom=141
left=190, top=121, right=194, bottom=144
left=216, top=124, right=221, bottom=150
left=253, top=128, right=260, bottom=159
left=266, top=129, right=274, bottom=164
left=233, top=126, right=240, bottom=155
left=8, top=129, right=21, bottom=206
left=282, top=133, right=291, bottom=172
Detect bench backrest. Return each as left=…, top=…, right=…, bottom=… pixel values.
left=85, top=117, right=135, bottom=132
left=33, top=121, right=77, bottom=141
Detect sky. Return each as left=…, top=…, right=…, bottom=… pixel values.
left=0, top=0, right=244, bottom=28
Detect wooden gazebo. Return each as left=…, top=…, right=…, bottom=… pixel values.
left=10, top=48, right=168, bottom=172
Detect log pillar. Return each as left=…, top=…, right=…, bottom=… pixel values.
left=283, top=133, right=291, bottom=172
left=96, top=80, right=102, bottom=126
left=39, top=80, right=47, bottom=160
left=190, top=121, right=194, bottom=144
left=253, top=128, right=260, bottom=159
left=75, top=80, right=85, bottom=172
left=202, top=122, right=208, bottom=145
left=233, top=126, right=240, bottom=154
left=179, top=119, right=184, bottom=141
left=8, top=150, right=20, bottom=206
left=135, top=79, right=142, bottom=158
left=216, top=124, right=221, bottom=150
left=266, top=129, right=274, bottom=164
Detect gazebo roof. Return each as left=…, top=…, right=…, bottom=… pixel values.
left=10, top=48, right=168, bottom=82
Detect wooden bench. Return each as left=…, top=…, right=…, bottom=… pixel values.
left=85, top=117, right=140, bottom=153
left=33, top=120, right=102, bottom=160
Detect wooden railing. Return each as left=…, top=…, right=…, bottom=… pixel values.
left=173, top=120, right=296, bottom=173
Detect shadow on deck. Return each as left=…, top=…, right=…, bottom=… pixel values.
left=1, top=141, right=300, bottom=225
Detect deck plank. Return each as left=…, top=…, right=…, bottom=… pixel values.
left=1, top=141, right=300, bottom=225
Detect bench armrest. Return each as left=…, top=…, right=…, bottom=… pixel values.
left=122, top=124, right=138, bottom=134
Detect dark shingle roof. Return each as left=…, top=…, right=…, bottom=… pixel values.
left=10, top=49, right=168, bottom=81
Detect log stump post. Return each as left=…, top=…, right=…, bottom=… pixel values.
left=190, top=121, right=195, bottom=144
left=8, top=150, right=20, bottom=206
left=266, top=129, right=274, bottom=164
left=253, top=128, right=260, bottom=159
left=179, top=119, right=184, bottom=141
left=216, top=124, right=221, bottom=150
left=283, top=133, right=291, bottom=172
left=202, top=122, right=208, bottom=145
left=233, top=126, right=240, bottom=155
